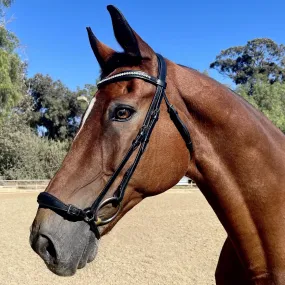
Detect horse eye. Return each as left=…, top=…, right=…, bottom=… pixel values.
left=113, top=107, right=135, bottom=121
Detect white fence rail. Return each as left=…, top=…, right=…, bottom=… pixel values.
left=176, top=176, right=197, bottom=187
left=0, top=177, right=196, bottom=192
left=0, top=180, right=49, bottom=190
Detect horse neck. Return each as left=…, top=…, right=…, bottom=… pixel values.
left=168, top=61, right=285, bottom=281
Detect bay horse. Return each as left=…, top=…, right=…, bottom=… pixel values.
left=30, top=5, right=285, bottom=285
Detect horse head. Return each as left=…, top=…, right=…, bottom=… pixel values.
left=30, top=5, right=190, bottom=276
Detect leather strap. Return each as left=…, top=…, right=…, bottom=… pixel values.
left=89, top=53, right=167, bottom=211
left=37, top=192, right=101, bottom=238
left=37, top=192, right=86, bottom=219
left=163, top=95, right=193, bottom=152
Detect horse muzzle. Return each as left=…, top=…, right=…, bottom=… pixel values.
left=29, top=208, right=99, bottom=276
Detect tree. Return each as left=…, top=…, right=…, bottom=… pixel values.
left=0, top=118, right=68, bottom=179
left=0, top=95, right=68, bottom=179
left=0, top=50, right=26, bottom=119
left=236, top=75, right=285, bottom=133
left=0, top=0, right=26, bottom=121
left=210, top=38, right=285, bottom=86
left=75, top=83, right=97, bottom=105
left=28, top=74, right=97, bottom=141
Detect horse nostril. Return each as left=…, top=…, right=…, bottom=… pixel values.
left=35, top=234, right=58, bottom=264
left=46, top=238, right=57, bottom=260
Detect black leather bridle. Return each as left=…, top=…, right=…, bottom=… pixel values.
left=37, top=54, right=193, bottom=239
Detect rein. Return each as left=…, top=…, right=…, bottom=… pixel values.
left=37, top=54, right=193, bottom=239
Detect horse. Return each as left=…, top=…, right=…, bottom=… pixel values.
left=30, top=5, right=285, bottom=285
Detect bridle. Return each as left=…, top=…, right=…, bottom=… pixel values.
left=37, top=53, right=193, bottom=239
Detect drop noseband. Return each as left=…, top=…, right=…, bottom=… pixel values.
left=37, top=54, right=193, bottom=239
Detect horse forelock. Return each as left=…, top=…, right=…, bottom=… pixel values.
left=99, top=52, right=142, bottom=79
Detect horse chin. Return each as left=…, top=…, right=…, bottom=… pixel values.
left=78, top=232, right=99, bottom=269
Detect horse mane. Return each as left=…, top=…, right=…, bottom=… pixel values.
left=177, top=63, right=198, bottom=72
left=178, top=63, right=239, bottom=95
left=177, top=63, right=259, bottom=110
left=100, top=56, right=199, bottom=80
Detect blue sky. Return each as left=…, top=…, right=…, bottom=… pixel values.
left=6, top=0, right=285, bottom=91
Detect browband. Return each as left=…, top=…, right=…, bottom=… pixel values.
left=97, top=70, right=167, bottom=88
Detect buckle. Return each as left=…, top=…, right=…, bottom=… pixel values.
left=67, top=205, right=81, bottom=216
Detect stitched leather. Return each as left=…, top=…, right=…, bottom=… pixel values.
left=37, top=192, right=86, bottom=219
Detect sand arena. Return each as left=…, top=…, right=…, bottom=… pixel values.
left=0, top=188, right=226, bottom=285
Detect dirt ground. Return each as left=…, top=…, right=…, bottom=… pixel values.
left=0, top=189, right=226, bottom=285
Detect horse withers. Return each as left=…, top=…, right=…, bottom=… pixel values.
left=30, top=5, right=285, bottom=285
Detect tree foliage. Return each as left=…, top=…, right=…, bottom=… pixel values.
left=75, top=83, right=97, bottom=105
left=0, top=0, right=103, bottom=180
left=28, top=74, right=97, bottom=141
left=211, top=38, right=285, bottom=133
left=236, top=75, right=285, bottom=133
left=0, top=49, right=25, bottom=118
left=0, top=25, right=19, bottom=52
left=0, top=76, right=98, bottom=179
left=210, top=38, right=285, bottom=85
left=0, top=99, right=68, bottom=179
left=0, top=0, right=26, bottom=121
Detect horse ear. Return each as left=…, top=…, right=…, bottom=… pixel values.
left=107, top=5, right=154, bottom=59
left=86, top=27, right=115, bottom=70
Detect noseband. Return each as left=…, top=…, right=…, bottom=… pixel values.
left=37, top=54, right=193, bottom=239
